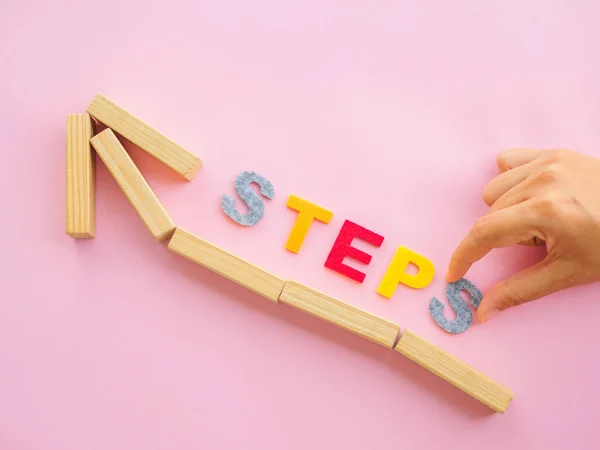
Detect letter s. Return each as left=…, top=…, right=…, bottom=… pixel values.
left=221, top=171, right=275, bottom=226
left=429, top=278, right=483, bottom=334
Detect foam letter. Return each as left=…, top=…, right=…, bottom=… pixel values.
left=429, top=278, right=483, bottom=334
left=377, top=247, right=435, bottom=298
left=285, top=195, right=333, bottom=253
left=324, top=220, right=384, bottom=283
left=221, top=171, right=275, bottom=226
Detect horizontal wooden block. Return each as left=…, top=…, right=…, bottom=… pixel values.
left=66, top=114, right=96, bottom=238
left=168, top=228, right=284, bottom=302
left=87, top=94, right=202, bottom=181
left=394, top=329, right=514, bottom=413
left=278, top=281, right=400, bottom=348
left=90, top=129, right=176, bottom=242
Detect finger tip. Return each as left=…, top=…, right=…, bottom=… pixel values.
left=479, top=308, right=502, bottom=323
left=445, top=269, right=463, bottom=283
left=477, top=293, right=503, bottom=323
left=446, top=259, right=470, bottom=284
left=476, top=308, right=486, bottom=323
left=476, top=307, right=484, bottom=323
left=476, top=297, right=491, bottom=322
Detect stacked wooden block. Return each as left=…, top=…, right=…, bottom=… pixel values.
left=66, top=95, right=514, bottom=413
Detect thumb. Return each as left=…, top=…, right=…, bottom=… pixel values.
left=477, top=258, right=575, bottom=322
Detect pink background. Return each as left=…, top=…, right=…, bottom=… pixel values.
left=2, top=0, right=600, bottom=448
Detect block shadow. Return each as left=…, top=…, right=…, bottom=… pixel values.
left=163, top=246, right=496, bottom=419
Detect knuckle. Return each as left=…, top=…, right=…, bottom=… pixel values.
left=560, top=269, right=582, bottom=288
left=535, top=164, right=562, bottom=184
left=543, top=149, right=565, bottom=163
left=533, top=193, right=580, bottom=220
left=549, top=149, right=573, bottom=161
left=533, top=195, right=559, bottom=217
left=544, top=262, right=580, bottom=292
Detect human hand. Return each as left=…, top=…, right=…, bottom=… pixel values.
left=446, top=149, right=600, bottom=322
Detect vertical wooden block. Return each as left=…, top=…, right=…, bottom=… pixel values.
left=66, top=114, right=96, bottom=238
left=394, top=329, right=514, bottom=413
left=278, top=281, right=400, bottom=348
left=90, top=129, right=176, bottom=242
left=167, top=228, right=285, bottom=302
left=87, top=94, right=202, bottom=181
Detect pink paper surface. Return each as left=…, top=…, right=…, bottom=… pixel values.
left=2, top=1, right=600, bottom=448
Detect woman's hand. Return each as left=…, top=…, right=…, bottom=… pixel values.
left=446, top=149, right=600, bottom=322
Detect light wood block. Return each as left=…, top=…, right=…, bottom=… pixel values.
left=87, top=94, right=202, bottom=181
left=395, top=329, right=514, bottom=413
left=278, top=281, right=400, bottom=348
left=168, top=228, right=284, bottom=302
left=66, top=114, right=96, bottom=238
left=90, top=129, right=176, bottom=242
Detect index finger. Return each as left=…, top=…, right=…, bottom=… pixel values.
left=446, top=202, right=541, bottom=282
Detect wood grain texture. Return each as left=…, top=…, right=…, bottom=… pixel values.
left=66, top=114, right=96, bottom=238
left=90, top=129, right=176, bottom=242
left=395, top=329, right=514, bottom=413
left=278, top=281, right=400, bottom=348
left=87, top=94, right=202, bottom=180
left=168, top=228, right=284, bottom=302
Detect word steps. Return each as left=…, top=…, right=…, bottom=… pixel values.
left=221, top=174, right=477, bottom=334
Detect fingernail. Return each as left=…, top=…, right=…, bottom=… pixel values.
left=482, top=309, right=501, bottom=323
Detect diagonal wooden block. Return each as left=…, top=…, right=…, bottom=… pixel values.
left=90, top=129, right=176, bottom=242
left=394, top=329, right=514, bottom=413
left=168, top=228, right=285, bottom=302
left=87, top=94, right=202, bottom=181
left=278, top=281, right=401, bottom=348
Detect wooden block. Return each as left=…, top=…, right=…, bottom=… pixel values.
left=167, top=228, right=284, bottom=302
left=90, top=129, right=176, bottom=242
left=87, top=94, right=202, bottom=181
left=394, top=329, right=514, bottom=413
left=278, top=281, right=400, bottom=348
left=66, top=114, right=96, bottom=238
